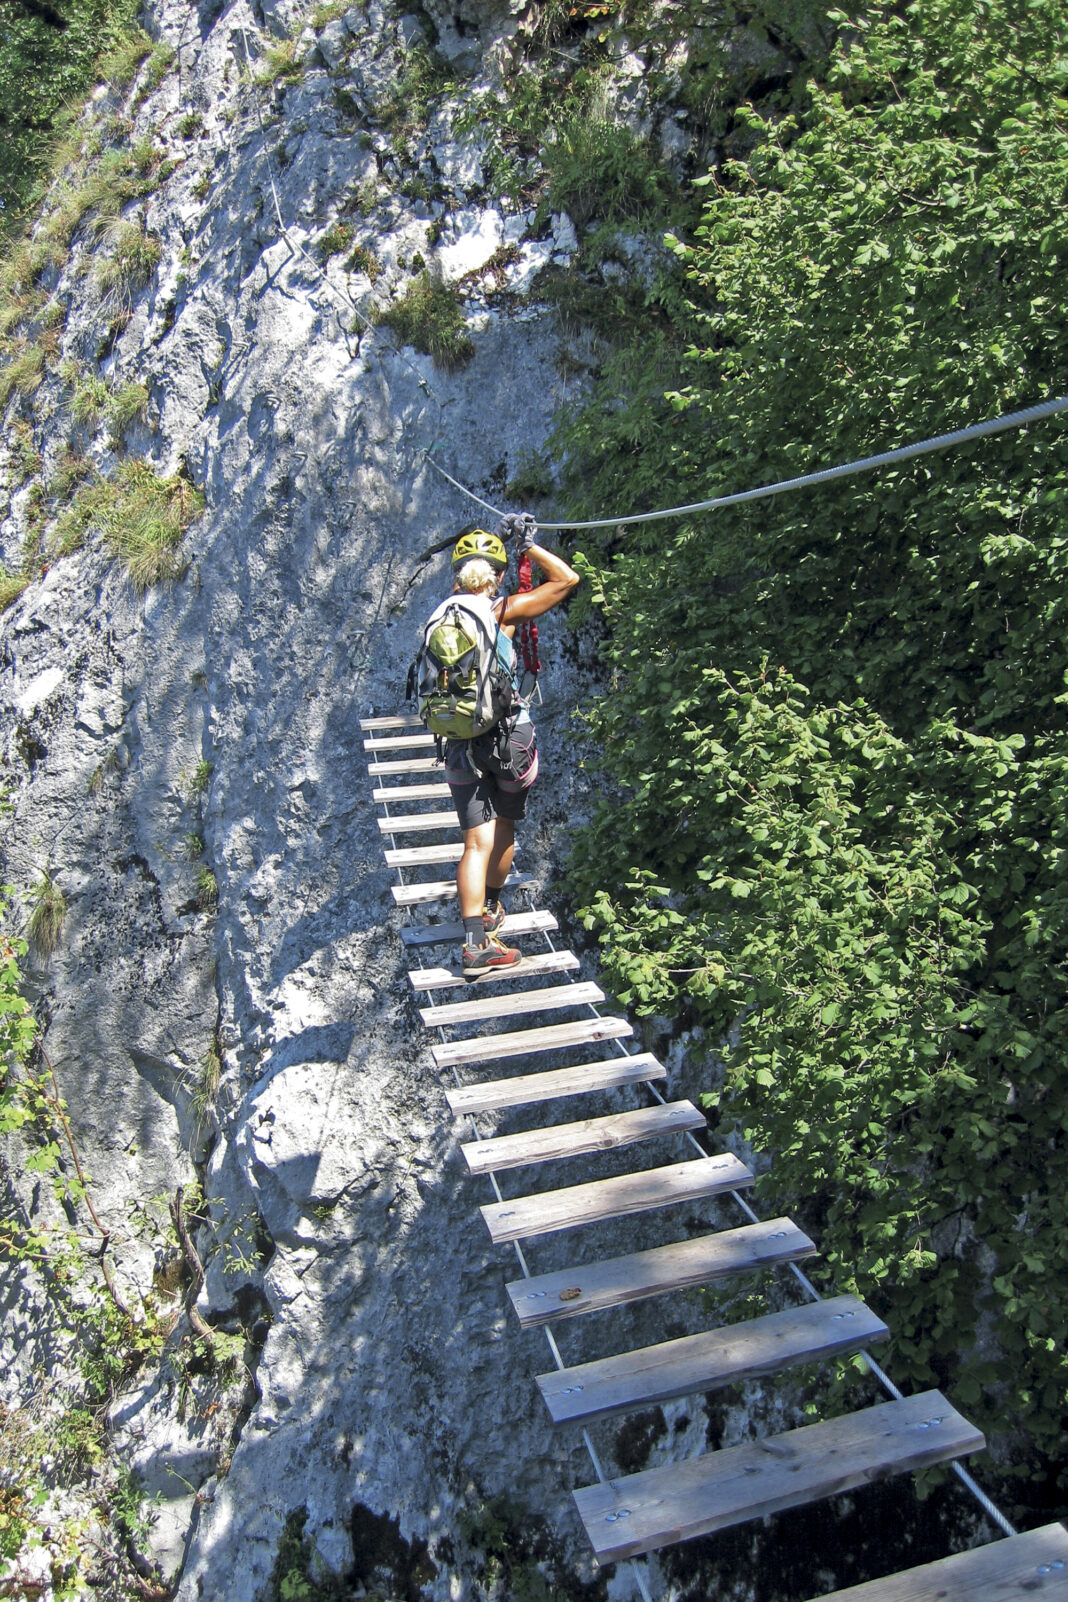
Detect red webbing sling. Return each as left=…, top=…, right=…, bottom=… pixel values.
left=515, top=550, right=541, bottom=678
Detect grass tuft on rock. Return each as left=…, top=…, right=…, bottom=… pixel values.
left=28, top=872, right=66, bottom=956
left=54, top=461, right=205, bottom=588
left=374, top=273, right=474, bottom=371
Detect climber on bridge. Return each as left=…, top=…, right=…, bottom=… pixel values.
left=443, top=515, right=579, bottom=978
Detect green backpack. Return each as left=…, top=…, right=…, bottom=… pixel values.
left=414, top=593, right=516, bottom=740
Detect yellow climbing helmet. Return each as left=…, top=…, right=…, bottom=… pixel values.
left=451, top=526, right=508, bottom=572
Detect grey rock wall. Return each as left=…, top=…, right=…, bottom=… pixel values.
left=0, top=1, right=700, bottom=1597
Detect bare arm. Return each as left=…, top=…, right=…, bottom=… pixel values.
left=498, top=543, right=580, bottom=625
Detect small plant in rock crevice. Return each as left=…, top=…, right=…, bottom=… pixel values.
left=195, top=866, right=218, bottom=911
left=0, top=340, right=45, bottom=410
left=28, top=871, right=66, bottom=956
left=0, top=567, right=30, bottom=614
left=187, top=759, right=212, bottom=800
left=316, top=222, right=354, bottom=263
left=254, top=39, right=303, bottom=87
left=373, top=272, right=474, bottom=370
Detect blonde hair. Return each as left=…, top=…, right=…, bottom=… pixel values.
left=455, top=558, right=499, bottom=595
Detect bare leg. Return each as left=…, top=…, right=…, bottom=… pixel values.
left=457, top=819, right=496, bottom=920
left=487, top=817, right=515, bottom=892
left=456, top=817, right=516, bottom=919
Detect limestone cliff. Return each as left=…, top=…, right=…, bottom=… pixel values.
left=0, top=0, right=725, bottom=1595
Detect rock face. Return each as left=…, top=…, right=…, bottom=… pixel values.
left=0, top=1, right=731, bottom=1596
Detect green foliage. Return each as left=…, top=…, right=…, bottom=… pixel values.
left=0, top=567, right=30, bottom=614
left=194, top=867, right=217, bottom=911
left=345, top=241, right=381, bottom=281
left=374, top=272, right=474, bottom=370
left=542, top=76, right=672, bottom=229
left=108, top=378, right=149, bottom=434
left=377, top=43, right=454, bottom=140
left=255, top=39, right=303, bottom=87
left=187, top=759, right=212, bottom=799
left=94, top=220, right=162, bottom=301
left=192, top=1040, right=221, bottom=1122
left=68, top=370, right=109, bottom=427
left=54, top=460, right=204, bottom=587
left=0, top=339, right=45, bottom=409
left=28, top=871, right=66, bottom=956
left=562, top=0, right=1068, bottom=1484
left=0, top=0, right=145, bottom=224
left=316, top=222, right=353, bottom=263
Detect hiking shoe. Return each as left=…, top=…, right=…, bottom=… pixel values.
left=463, top=935, right=522, bottom=979
left=482, top=901, right=505, bottom=935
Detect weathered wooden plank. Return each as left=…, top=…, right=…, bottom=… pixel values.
left=400, top=910, right=558, bottom=948
left=506, top=1218, right=815, bottom=1328
left=537, top=1293, right=887, bottom=1426
left=359, top=714, right=424, bottom=730
left=411, top=950, right=579, bottom=991
left=379, top=811, right=460, bottom=835
left=445, top=1053, right=666, bottom=1115
left=573, top=1391, right=984, bottom=1564
left=421, top=980, right=603, bottom=1029
left=368, top=756, right=444, bottom=776
left=363, top=732, right=436, bottom=751
left=463, top=1100, right=704, bottom=1176
left=393, top=871, right=534, bottom=908
left=386, top=841, right=464, bottom=868
left=374, top=783, right=452, bottom=803
left=433, top=1015, right=632, bottom=1070
left=809, top=1523, right=1068, bottom=1602
left=481, top=1153, right=753, bottom=1245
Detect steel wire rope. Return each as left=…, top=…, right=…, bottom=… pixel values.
left=524, top=894, right=1018, bottom=1539
left=425, top=394, right=1068, bottom=532
left=377, top=785, right=656, bottom=1602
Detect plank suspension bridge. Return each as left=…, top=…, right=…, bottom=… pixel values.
left=363, top=712, right=1068, bottom=1602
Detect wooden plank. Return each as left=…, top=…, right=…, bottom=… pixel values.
left=360, top=714, right=424, bottom=730
left=537, top=1293, right=887, bottom=1426
left=368, top=756, right=443, bottom=776
left=374, top=783, right=452, bottom=802
left=810, top=1523, right=1068, bottom=1602
left=411, top=949, right=579, bottom=991
left=364, top=732, right=435, bottom=751
left=481, top=1153, right=753, bottom=1245
left=385, top=842, right=464, bottom=868
left=446, top=1053, right=666, bottom=1115
left=401, top=910, right=558, bottom=948
left=573, top=1390, right=984, bottom=1564
left=379, top=811, right=459, bottom=834
left=421, top=980, right=604, bottom=1029
left=463, top=1100, right=705, bottom=1176
left=433, top=1015, right=632, bottom=1070
left=506, top=1218, right=816, bottom=1327
left=393, top=872, right=534, bottom=908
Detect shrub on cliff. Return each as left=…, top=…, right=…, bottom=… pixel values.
left=563, top=0, right=1068, bottom=1489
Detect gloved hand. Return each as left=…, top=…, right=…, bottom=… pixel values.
left=493, top=512, right=537, bottom=553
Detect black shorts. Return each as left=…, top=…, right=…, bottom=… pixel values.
left=445, top=720, right=538, bottom=831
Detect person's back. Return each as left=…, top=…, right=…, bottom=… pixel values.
left=435, top=516, right=579, bottom=977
